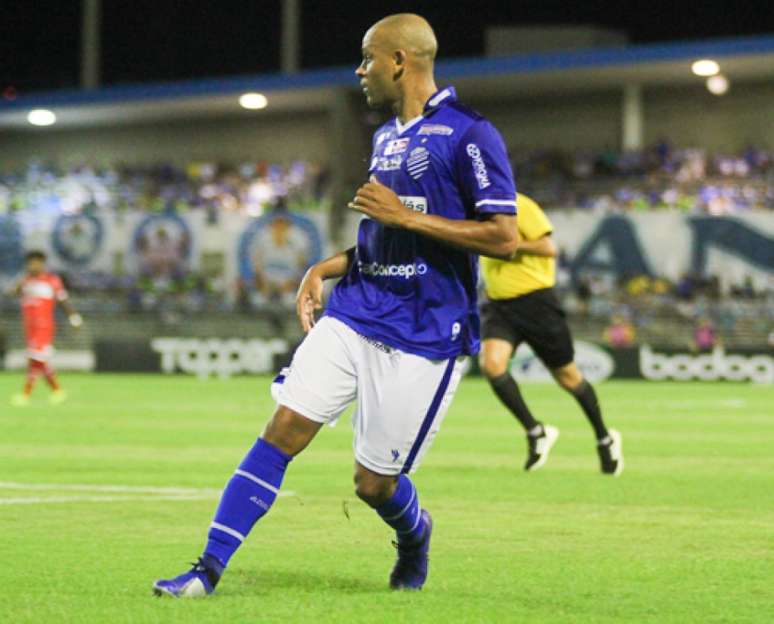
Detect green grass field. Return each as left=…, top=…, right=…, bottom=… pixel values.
left=1, top=373, right=772, bottom=623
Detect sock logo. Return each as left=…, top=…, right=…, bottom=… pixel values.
left=249, top=496, right=269, bottom=511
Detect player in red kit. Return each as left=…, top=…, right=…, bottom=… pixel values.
left=11, top=251, right=83, bottom=407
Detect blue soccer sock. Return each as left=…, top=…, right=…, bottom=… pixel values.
left=375, top=474, right=427, bottom=544
left=204, top=438, right=292, bottom=568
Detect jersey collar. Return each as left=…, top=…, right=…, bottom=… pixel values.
left=392, top=87, right=457, bottom=135
left=395, top=114, right=424, bottom=135
left=423, top=86, right=457, bottom=113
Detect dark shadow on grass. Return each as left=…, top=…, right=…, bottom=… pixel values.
left=226, top=568, right=388, bottom=595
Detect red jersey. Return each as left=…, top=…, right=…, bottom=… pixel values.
left=20, top=272, right=67, bottom=334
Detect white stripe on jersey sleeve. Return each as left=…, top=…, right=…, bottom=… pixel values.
left=475, top=199, right=517, bottom=207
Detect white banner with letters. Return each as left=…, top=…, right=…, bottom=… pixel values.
left=547, top=210, right=773, bottom=292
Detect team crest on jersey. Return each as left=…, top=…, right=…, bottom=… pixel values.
left=384, top=138, right=410, bottom=156
left=406, top=147, right=430, bottom=180
left=418, top=124, right=454, bottom=136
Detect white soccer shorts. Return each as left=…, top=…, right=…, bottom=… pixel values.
left=272, top=316, right=465, bottom=475
left=27, top=344, right=54, bottom=362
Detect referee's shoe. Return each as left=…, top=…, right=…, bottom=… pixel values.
left=597, top=429, right=624, bottom=476
left=524, top=425, right=559, bottom=471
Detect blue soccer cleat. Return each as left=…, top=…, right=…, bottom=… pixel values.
left=153, top=557, right=221, bottom=598
left=389, top=509, right=433, bottom=590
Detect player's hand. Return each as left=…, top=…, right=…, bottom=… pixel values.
left=296, top=268, right=324, bottom=333
left=348, top=175, right=413, bottom=229
left=68, top=313, right=83, bottom=330
left=4, top=282, right=21, bottom=297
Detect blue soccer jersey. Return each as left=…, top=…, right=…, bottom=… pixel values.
left=325, top=87, right=517, bottom=359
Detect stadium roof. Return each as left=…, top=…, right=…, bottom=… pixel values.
left=2, top=34, right=773, bottom=129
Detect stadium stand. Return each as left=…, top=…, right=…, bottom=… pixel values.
left=1, top=150, right=770, bottom=354
left=0, top=160, right=330, bottom=217
left=513, top=144, right=773, bottom=214
left=1, top=35, right=772, bottom=372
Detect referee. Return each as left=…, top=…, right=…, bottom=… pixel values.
left=479, top=193, right=623, bottom=475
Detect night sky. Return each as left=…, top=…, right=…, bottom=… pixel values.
left=3, top=0, right=774, bottom=94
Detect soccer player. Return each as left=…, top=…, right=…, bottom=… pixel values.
left=11, top=250, right=82, bottom=406
left=153, top=13, right=518, bottom=597
left=478, top=193, right=623, bottom=474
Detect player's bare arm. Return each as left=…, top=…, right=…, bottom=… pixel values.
left=512, top=234, right=557, bottom=259
left=349, top=177, right=519, bottom=260
left=295, top=247, right=354, bottom=332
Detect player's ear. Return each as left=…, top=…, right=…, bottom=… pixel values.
left=393, top=50, right=405, bottom=80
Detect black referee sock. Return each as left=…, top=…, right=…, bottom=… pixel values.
left=572, top=380, right=609, bottom=440
left=488, top=373, right=542, bottom=433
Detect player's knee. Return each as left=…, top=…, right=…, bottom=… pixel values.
left=554, top=365, right=583, bottom=391
left=262, top=427, right=297, bottom=457
left=479, top=352, right=509, bottom=379
left=262, top=406, right=320, bottom=457
left=353, top=472, right=395, bottom=507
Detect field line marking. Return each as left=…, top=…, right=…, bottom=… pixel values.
left=0, top=494, right=218, bottom=505
left=0, top=482, right=219, bottom=494
left=0, top=482, right=296, bottom=499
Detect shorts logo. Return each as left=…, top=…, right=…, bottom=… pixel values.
left=391, top=449, right=400, bottom=462
left=359, top=335, right=393, bottom=354
left=418, top=124, right=454, bottom=136
left=358, top=260, right=428, bottom=279
left=384, top=138, right=410, bottom=155
left=406, top=147, right=430, bottom=180
left=451, top=322, right=461, bottom=341
left=466, top=143, right=491, bottom=189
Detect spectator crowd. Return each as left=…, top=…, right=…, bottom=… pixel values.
left=0, top=160, right=330, bottom=220
left=512, top=142, right=774, bottom=214
left=1, top=147, right=771, bottom=347
left=1, top=143, right=772, bottom=221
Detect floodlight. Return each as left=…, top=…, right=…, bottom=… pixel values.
left=706, top=74, right=730, bottom=95
left=27, top=109, right=57, bottom=126
left=692, top=59, right=720, bottom=77
left=239, top=93, right=268, bottom=110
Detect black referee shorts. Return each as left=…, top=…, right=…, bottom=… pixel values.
left=480, top=287, right=575, bottom=370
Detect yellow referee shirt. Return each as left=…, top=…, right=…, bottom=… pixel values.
left=481, top=193, right=555, bottom=300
